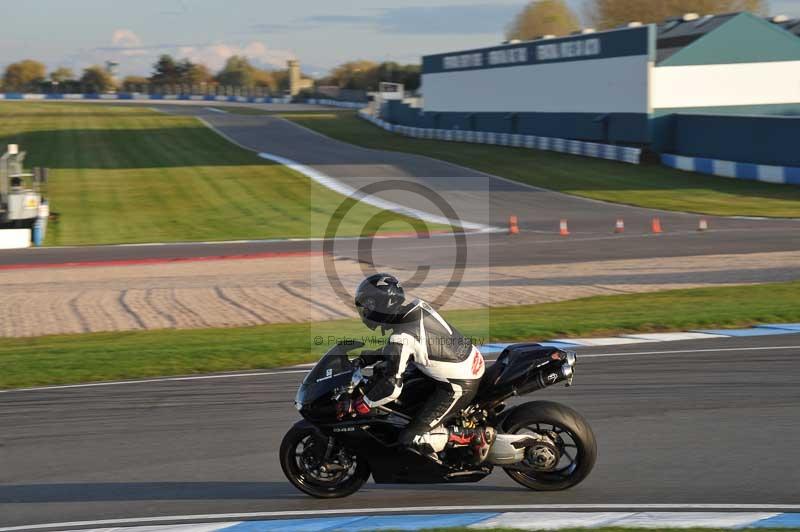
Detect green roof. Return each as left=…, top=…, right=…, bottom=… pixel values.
left=659, top=12, right=800, bottom=66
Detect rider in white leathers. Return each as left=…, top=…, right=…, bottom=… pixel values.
left=339, top=273, right=490, bottom=462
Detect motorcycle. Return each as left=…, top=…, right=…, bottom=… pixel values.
left=281, top=341, right=596, bottom=498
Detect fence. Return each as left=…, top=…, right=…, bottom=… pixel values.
left=358, top=110, right=642, bottom=165
left=662, top=113, right=800, bottom=167
left=662, top=153, right=800, bottom=185
left=0, top=93, right=293, bottom=104
left=305, top=98, right=368, bottom=109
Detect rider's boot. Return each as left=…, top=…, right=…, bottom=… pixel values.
left=448, top=426, right=496, bottom=464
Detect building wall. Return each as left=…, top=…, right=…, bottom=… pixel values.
left=652, top=60, right=800, bottom=110
left=416, top=26, right=654, bottom=143
left=668, top=113, right=800, bottom=166
left=423, top=54, right=650, bottom=114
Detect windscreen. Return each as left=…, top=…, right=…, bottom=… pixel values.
left=296, top=347, right=355, bottom=407
left=303, top=350, right=352, bottom=385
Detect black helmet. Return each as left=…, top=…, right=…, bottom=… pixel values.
left=354, top=273, right=405, bottom=330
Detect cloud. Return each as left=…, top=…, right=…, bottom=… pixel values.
left=112, top=29, right=142, bottom=48
left=89, top=30, right=296, bottom=76
left=177, top=41, right=295, bottom=71
left=772, top=0, right=800, bottom=17
left=110, top=29, right=148, bottom=57
left=298, top=4, right=521, bottom=35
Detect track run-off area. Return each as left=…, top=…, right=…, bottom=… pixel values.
left=1, top=335, right=799, bottom=528
left=1, top=101, right=800, bottom=530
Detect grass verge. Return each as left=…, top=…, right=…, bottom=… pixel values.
left=0, top=102, right=428, bottom=245
left=277, top=111, right=800, bottom=218
left=3, top=280, right=800, bottom=389
left=415, top=528, right=796, bottom=532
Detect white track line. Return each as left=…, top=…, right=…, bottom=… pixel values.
left=0, top=370, right=309, bottom=394
left=3, top=505, right=800, bottom=532
left=583, top=344, right=800, bottom=358
left=1, top=344, right=797, bottom=394
left=193, top=116, right=499, bottom=234
left=257, top=151, right=498, bottom=233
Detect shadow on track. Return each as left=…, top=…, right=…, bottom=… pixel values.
left=0, top=481, right=526, bottom=504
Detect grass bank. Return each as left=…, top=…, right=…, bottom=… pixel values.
left=418, top=528, right=796, bottom=532
left=277, top=110, right=800, bottom=218
left=0, top=103, right=425, bottom=245
left=3, top=280, right=800, bottom=389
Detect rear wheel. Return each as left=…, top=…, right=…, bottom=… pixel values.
left=502, top=401, right=597, bottom=491
left=280, top=425, right=370, bottom=498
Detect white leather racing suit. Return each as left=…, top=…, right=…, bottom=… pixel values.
left=355, top=299, right=485, bottom=452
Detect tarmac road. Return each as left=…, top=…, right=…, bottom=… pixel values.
left=2, top=102, right=800, bottom=268
left=2, top=334, right=799, bottom=529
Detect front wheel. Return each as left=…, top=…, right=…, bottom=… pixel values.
left=279, top=424, right=370, bottom=498
left=502, top=401, right=597, bottom=491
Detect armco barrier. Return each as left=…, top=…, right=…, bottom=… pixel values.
left=662, top=153, right=800, bottom=185
left=0, top=93, right=371, bottom=106
left=306, top=98, right=367, bottom=109
left=358, top=110, right=642, bottom=165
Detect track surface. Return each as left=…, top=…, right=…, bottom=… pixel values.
left=2, top=335, right=799, bottom=528
left=2, top=102, right=800, bottom=268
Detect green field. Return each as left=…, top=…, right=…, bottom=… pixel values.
left=3, top=279, right=800, bottom=389
left=417, top=528, right=795, bottom=532
left=0, top=103, right=428, bottom=245
left=278, top=110, right=800, bottom=218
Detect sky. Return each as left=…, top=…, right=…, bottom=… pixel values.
left=1, top=0, right=799, bottom=78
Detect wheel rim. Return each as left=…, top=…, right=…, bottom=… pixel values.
left=511, top=422, right=581, bottom=481
left=291, top=434, right=360, bottom=491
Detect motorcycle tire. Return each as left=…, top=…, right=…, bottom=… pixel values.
left=280, top=425, right=371, bottom=498
left=501, top=400, right=597, bottom=491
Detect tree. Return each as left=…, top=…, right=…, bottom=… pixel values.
left=80, top=65, right=116, bottom=93
left=121, top=75, right=149, bottom=92
left=252, top=69, right=278, bottom=91
left=586, top=0, right=768, bottom=30
left=179, top=61, right=212, bottom=86
left=150, top=54, right=181, bottom=85
left=376, top=62, right=421, bottom=91
left=323, top=60, right=380, bottom=90
left=215, top=55, right=256, bottom=87
left=318, top=60, right=420, bottom=92
left=49, top=67, right=75, bottom=83
left=2, top=59, right=46, bottom=92
left=507, top=0, right=581, bottom=41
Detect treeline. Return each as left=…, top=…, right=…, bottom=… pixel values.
left=0, top=55, right=294, bottom=95
left=507, top=0, right=767, bottom=41
left=0, top=61, right=114, bottom=93
left=1, top=55, right=422, bottom=96
left=317, top=60, right=421, bottom=92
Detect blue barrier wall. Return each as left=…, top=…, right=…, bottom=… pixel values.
left=383, top=101, right=649, bottom=144
left=669, top=113, right=800, bottom=166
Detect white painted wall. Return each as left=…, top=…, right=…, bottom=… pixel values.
left=422, top=55, right=649, bottom=114
left=653, top=60, right=800, bottom=109
left=0, top=229, right=31, bottom=249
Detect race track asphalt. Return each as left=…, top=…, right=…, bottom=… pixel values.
left=2, top=102, right=800, bottom=268
left=2, top=334, right=799, bottom=529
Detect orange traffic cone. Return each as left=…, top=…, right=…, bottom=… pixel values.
left=651, top=217, right=663, bottom=234
left=508, top=215, right=520, bottom=235
left=614, top=218, right=625, bottom=233
left=698, top=218, right=709, bottom=232
left=559, top=219, right=570, bottom=236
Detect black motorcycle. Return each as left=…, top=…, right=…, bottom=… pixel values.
left=281, top=341, right=596, bottom=498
